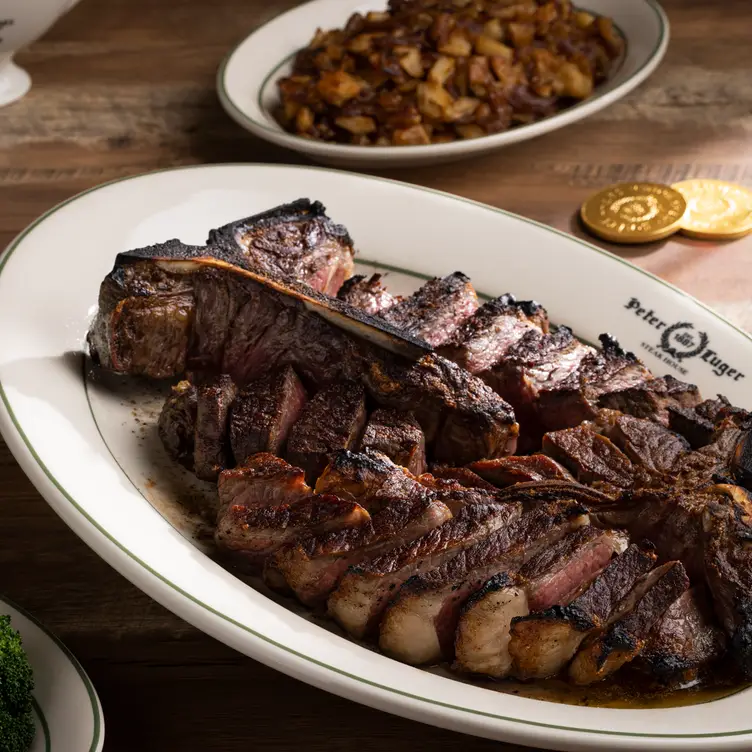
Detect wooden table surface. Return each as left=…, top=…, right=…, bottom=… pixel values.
left=1, top=0, right=751, bottom=749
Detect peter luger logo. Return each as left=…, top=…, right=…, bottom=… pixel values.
left=625, top=297, right=745, bottom=382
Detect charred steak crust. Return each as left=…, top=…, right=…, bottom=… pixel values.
left=379, top=272, right=479, bottom=347
left=359, top=408, right=427, bottom=476
left=337, top=274, right=397, bottom=316
left=287, top=381, right=368, bottom=483
left=229, top=366, right=308, bottom=464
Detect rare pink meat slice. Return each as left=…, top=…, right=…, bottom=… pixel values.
left=328, top=500, right=521, bottom=639
left=378, top=499, right=589, bottom=665
left=359, top=408, right=427, bottom=476
left=268, top=493, right=452, bottom=607
left=215, top=493, right=370, bottom=570
left=193, top=374, right=237, bottom=481
left=379, top=273, right=479, bottom=347
left=535, top=335, right=653, bottom=432
left=217, top=453, right=312, bottom=511
left=569, top=560, right=689, bottom=685
left=438, top=294, right=549, bottom=375
left=467, top=455, right=574, bottom=487
left=454, top=528, right=628, bottom=677
left=287, top=381, right=367, bottom=484
left=336, top=274, right=397, bottom=316
left=229, top=366, right=308, bottom=465
left=507, top=543, right=657, bottom=680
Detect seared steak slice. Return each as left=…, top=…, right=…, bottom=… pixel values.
left=489, top=479, right=613, bottom=509
left=158, top=380, right=197, bottom=470
left=667, top=397, right=737, bottom=449
left=536, top=335, right=652, bottom=432
left=328, top=501, right=521, bottom=639
left=217, top=453, right=312, bottom=511
left=359, top=409, right=427, bottom=476
left=569, top=560, right=689, bottom=684
left=363, top=352, right=519, bottom=463
left=194, top=374, right=237, bottom=480
left=424, top=466, right=498, bottom=491
left=455, top=528, right=627, bottom=677
left=596, top=413, right=690, bottom=475
left=468, top=455, right=574, bottom=488
left=438, top=294, right=548, bottom=375
left=599, top=374, right=702, bottom=425
left=337, top=274, right=397, bottom=316
left=635, top=588, right=726, bottom=686
left=315, top=449, right=425, bottom=510
left=378, top=500, right=589, bottom=665
left=482, top=326, right=593, bottom=446
left=287, top=382, right=368, bottom=483
left=702, top=484, right=752, bottom=679
left=229, top=366, right=308, bottom=465
left=215, top=493, right=369, bottom=569
left=542, top=425, right=634, bottom=492
left=507, top=543, right=656, bottom=680
left=379, top=273, right=479, bottom=347
left=269, top=494, right=452, bottom=606
left=207, top=199, right=355, bottom=296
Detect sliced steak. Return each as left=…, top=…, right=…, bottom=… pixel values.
left=363, top=352, right=519, bottom=463
left=337, top=274, right=397, bottom=316
left=359, top=408, right=427, bottom=476
left=569, top=560, right=689, bottom=684
left=542, top=425, right=635, bottom=493
left=467, top=455, right=575, bottom=488
left=287, top=381, right=368, bottom=483
left=506, top=542, right=656, bottom=680
left=455, top=527, right=627, bottom=677
left=314, top=449, right=425, bottom=510
left=702, top=484, right=752, bottom=679
left=482, top=326, right=594, bottom=446
left=379, top=273, right=479, bottom=347
left=668, top=396, right=735, bottom=449
left=215, top=494, right=370, bottom=569
left=635, top=588, right=726, bottom=686
left=194, top=374, right=237, bottom=481
left=424, top=466, right=498, bottom=491
left=207, top=199, right=355, bottom=295
left=600, top=414, right=690, bottom=476
left=437, top=294, right=548, bottom=375
left=268, top=494, right=452, bottom=607
left=217, top=453, right=312, bottom=512
left=536, top=335, right=652, bottom=432
left=378, top=500, right=589, bottom=665
left=158, top=380, right=197, bottom=470
left=229, top=366, right=308, bottom=465
left=599, top=374, right=702, bottom=425
left=87, top=246, right=198, bottom=378
left=328, top=501, right=521, bottom=639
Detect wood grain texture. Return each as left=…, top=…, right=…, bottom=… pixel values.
left=0, top=0, right=751, bottom=749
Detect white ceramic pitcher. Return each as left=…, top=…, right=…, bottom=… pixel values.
left=0, top=0, right=82, bottom=107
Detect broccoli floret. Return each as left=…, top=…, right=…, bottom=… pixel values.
left=0, top=615, right=35, bottom=752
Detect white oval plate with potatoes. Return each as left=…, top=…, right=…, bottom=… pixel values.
left=1, top=164, right=752, bottom=751
left=217, top=0, right=668, bottom=169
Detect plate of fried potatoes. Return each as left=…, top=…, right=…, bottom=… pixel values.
left=218, top=0, right=668, bottom=168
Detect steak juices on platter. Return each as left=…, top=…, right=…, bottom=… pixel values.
left=87, top=199, right=752, bottom=699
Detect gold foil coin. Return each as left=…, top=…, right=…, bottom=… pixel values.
left=580, top=182, right=687, bottom=244
left=671, top=179, right=752, bottom=240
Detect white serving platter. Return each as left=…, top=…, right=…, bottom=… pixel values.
left=1, top=164, right=751, bottom=751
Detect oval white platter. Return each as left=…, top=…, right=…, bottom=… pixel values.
left=0, top=596, right=104, bottom=752
left=218, top=0, right=669, bottom=169
left=1, top=164, right=752, bottom=752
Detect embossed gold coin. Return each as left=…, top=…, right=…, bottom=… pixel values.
left=580, top=182, right=687, bottom=244
left=671, top=179, right=752, bottom=240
